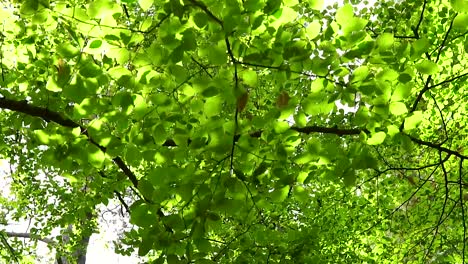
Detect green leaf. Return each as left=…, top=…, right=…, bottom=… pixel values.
left=335, top=4, right=367, bottom=35
left=264, top=0, right=281, bottom=14
left=367, top=131, right=386, bottom=145
left=57, top=43, right=80, bottom=59
left=293, top=111, right=307, bottom=127
left=241, top=70, right=258, bottom=87
left=130, top=202, right=155, bottom=227
left=125, top=144, right=142, bottom=166
left=34, top=130, right=51, bottom=144
left=20, top=0, right=39, bottom=16
left=138, top=0, right=153, bottom=11
left=389, top=102, right=408, bottom=116
left=454, top=14, right=468, bottom=30
left=391, top=83, right=412, bottom=101
left=411, top=38, right=429, bottom=59
left=293, top=186, right=309, bottom=203
left=387, top=124, right=400, bottom=137
left=201, top=86, right=219, bottom=97
left=88, top=144, right=106, bottom=168
left=404, top=111, right=424, bottom=131
left=88, top=40, right=103, bottom=49
left=152, top=124, right=167, bottom=145
left=80, top=62, right=101, bottom=77
left=193, top=12, right=208, bottom=28
left=309, top=0, right=323, bottom=10
left=88, top=0, right=119, bottom=19
left=201, top=44, right=227, bottom=65
left=451, top=0, right=468, bottom=13
left=181, top=29, right=197, bottom=50
left=377, top=33, right=394, bottom=50
left=294, top=152, right=315, bottom=164
left=195, top=259, right=216, bottom=264
left=415, top=60, right=439, bottom=75
left=302, top=93, right=334, bottom=115
left=32, top=9, right=49, bottom=24
left=204, top=96, right=222, bottom=117
left=306, top=21, right=321, bottom=40
left=138, top=179, right=155, bottom=198
left=46, top=77, right=62, bottom=92
left=244, top=0, right=265, bottom=12
left=342, top=169, right=356, bottom=186
left=351, top=66, right=369, bottom=83
left=138, top=236, right=153, bottom=256
left=336, top=4, right=354, bottom=27
left=398, top=73, right=412, bottom=83
left=270, top=186, right=289, bottom=203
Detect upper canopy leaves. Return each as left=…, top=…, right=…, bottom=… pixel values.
left=0, top=0, right=468, bottom=263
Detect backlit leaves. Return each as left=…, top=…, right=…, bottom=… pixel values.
left=453, top=14, right=468, bottom=30
left=367, top=131, right=386, bottom=145
left=1, top=0, right=468, bottom=263
left=389, top=101, right=408, bottom=116
left=306, top=21, right=321, bottom=40
left=376, top=33, right=394, bottom=50
left=57, top=43, right=80, bottom=59
left=404, top=111, right=424, bottom=131
left=335, top=4, right=367, bottom=36
left=450, top=0, right=468, bottom=13
left=87, top=144, right=106, bottom=168
left=416, top=60, right=439, bottom=75
left=138, top=0, right=153, bottom=11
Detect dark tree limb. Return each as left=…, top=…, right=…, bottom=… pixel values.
left=5, top=231, right=55, bottom=244
left=187, top=0, right=223, bottom=27
left=412, top=0, right=427, bottom=39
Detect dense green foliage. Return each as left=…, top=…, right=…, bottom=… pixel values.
left=1, top=0, right=468, bottom=263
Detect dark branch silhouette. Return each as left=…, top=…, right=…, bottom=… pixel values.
left=5, top=231, right=55, bottom=244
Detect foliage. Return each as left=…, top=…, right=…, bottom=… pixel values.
left=0, top=0, right=468, bottom=263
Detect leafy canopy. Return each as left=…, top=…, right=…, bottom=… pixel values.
left=0, top=0, right=468, bottom=263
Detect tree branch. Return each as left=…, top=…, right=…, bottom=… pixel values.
left=187, top=0, right=223, bottom=27
left=428, top=71, right=468, bottom=89
left=412, top=0, right=427, bottom=39
left=5, top=232, right=55, bottom=245
left=435, top=14, right=457, bottom=63
left=403, top=133, right=468, bottom=159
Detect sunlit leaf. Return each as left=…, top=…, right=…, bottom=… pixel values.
left=57, top=43, right=80, bottom=58
left=138, top=0, right=153, bottom=11
left=377, top=33, right=394, bottom=50
left=88, top=144, right=106, bottom=168
left=415, top=60, right=439, bottom=75
left=308, top=0, right=323, bottom=10
left=404, top=111, right=424, bottom=131
left=270, top=186, right=289, bottom=203
left=389, top=102, right=408, bottom=116
left=454, top=14, right=468, bottom=30
left=367, top=131, right=386, bottom=145
left=450, top=0, right=468, bottom=12
left=306, top=21, right=321, bottom=40
left=46, top=77, right=62, bottom=92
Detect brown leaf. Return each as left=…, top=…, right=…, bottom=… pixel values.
left=237, top=92, right=249, bottom=112
left=57, top=58, right=66, bottom=74
left=276, top=91, right=290, bottom=108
